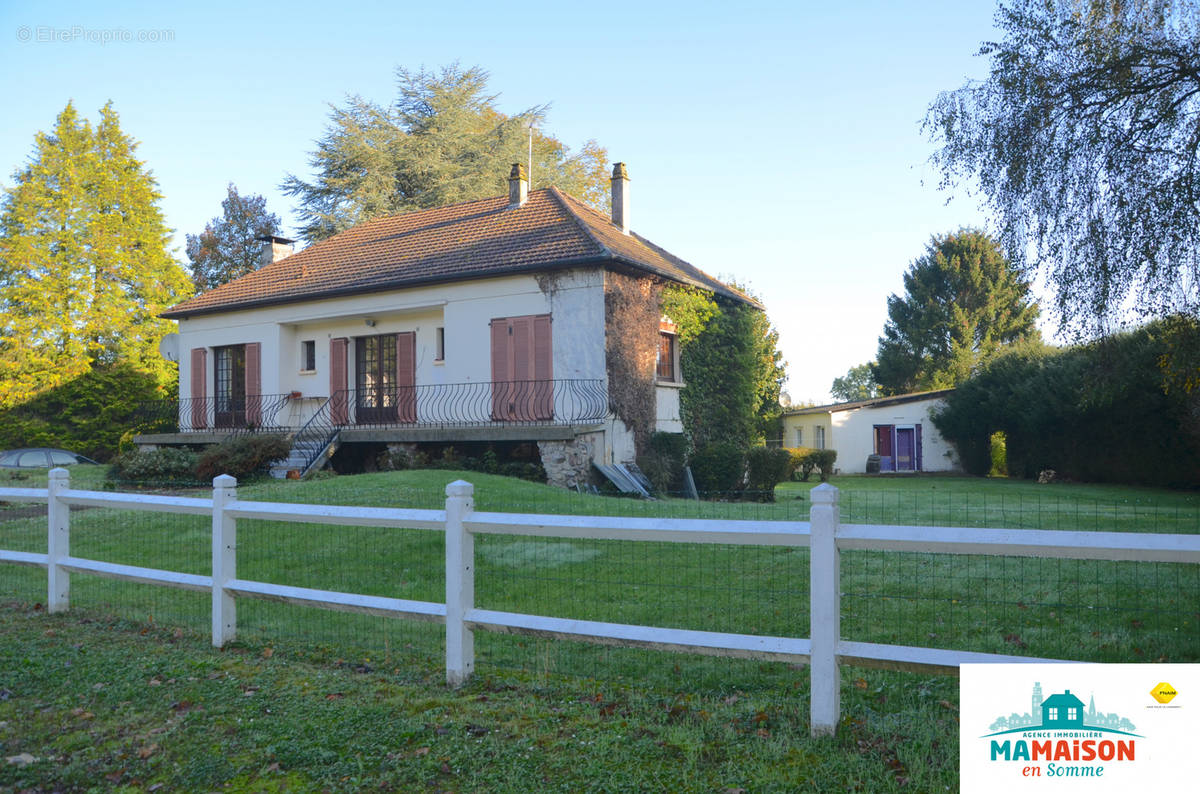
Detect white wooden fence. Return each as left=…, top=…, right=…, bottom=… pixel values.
left=2, top=468, right=1198, bottom=736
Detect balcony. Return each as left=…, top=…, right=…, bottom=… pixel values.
left=133, top=380, right=609, bottom=440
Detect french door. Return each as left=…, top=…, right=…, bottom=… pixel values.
left=214, top=345, right=246, bottom=428
left=355, top=333, right=416, bottom=424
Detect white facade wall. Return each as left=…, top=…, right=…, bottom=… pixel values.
left=174, top=270, right=629, bottom=460
left=654, top=384, right=684, bottom=434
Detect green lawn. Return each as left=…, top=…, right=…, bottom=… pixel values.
left=0, top=469, right=1197, bottom=790
left=0, top=606, right=958, bottom=792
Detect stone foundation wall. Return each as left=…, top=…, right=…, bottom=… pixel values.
left=538, top=433, right=600, bottom=489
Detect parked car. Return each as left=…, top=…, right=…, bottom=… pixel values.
left=0, top=448, right=100, bottom=468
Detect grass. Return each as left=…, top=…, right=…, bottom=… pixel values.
left=1, top=468, right=1197, bottom=789
left=0, top=605, right=959, bottom=792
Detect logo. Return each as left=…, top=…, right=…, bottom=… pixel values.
left=1149, top=682, right=1177, bottom=705
left=981, top=681, right=1139, bottom=776
left=963, top=664, right=1200, bottom=791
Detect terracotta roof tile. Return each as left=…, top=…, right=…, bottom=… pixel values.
left=163, top=187, right=756, bottom=319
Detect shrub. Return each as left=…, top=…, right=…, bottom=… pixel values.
left=790, top=447, right=818, bottom=481
left=688, top=442, right=745, bottom=495
left=0, top=363, right=174, bottom=462
left=785, top=447, right=810, bottom=480
left=744, top=446, right=792, bottom=501
left=811, top=449, right=838, bottom=481
left=637, top=432, right=688, bottom=493
left=109, top=447, right=200, bottom=485
left=789, top=447, right=837, bottom=482
left=195, top=434, right=292, bottom=481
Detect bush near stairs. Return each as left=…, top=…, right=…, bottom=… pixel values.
left=195, top=435, right=292, bottom=481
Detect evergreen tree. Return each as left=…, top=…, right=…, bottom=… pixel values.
left=0, top=102, right=191, bottom=410
left=872, top=230, right=1040, bottom=394
left=284, top=64, right=610, bottom=241
left=187, top=184, right=283, bottom=292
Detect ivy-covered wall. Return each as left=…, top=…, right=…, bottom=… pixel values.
left=604, top=271, right=661, bottom=453
left=663, top=285, right=785, bottom=450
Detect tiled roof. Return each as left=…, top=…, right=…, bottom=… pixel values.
left=783, top=389, right=955, bottom=416
left=163, top=187, right=757, bottom=318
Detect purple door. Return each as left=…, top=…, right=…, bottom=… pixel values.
left=874, top=425, right=895, bottom=471
left=896, top=427, right=915, bottom=471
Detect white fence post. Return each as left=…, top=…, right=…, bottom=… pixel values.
left=809, top=482, right=841, bottom=736
left=211, top=474, right=238, bottom=647
left=445, top=480, right=475, bottom=687
left=47, top=467, right=70, bottom=613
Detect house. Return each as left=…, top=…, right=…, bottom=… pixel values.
left=781, top=390, right=959, bottom=474
left=1041, top=690, right=1085, bottom=729
left=141, top=164, right=757, bottom=485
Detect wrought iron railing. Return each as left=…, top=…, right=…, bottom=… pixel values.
left=135, top=380, right=608, bottom=436
left=287, top=394, right=341, bottom=477
left=332, top=379, right=608, bottom=428
left=133, top=394, right=298, bottom=435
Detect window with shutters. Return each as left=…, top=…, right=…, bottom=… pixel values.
left=214, top=344, right=246, bottom=428
left=490, top=314, right=552, bottom=421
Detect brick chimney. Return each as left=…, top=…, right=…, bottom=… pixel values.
left=508, top=163, right=528, bottom=208
left=257, top=235, right=295, bottom=268
left=611, top=162, right=630, bottom=234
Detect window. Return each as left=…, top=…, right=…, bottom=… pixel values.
left=815, top=425, right=826, bottom=450
left=1068, top=707, right=1078, bottom=721
left=18, top=451, right=48, bottom=467
left=491, top=314, right=553, bottom=420
left=656, top=332, right=678, bottom=381
left=301, top=340, right=316, bottom=372
left=49, top=451, right=81, bottom=465
left=1048, top=707, right=1058, bottom=721
left=795, top=427, right=803, bottom=447
left=435, top=327, right=445, bottom=361
left=214, top=344, right=247, bottom=428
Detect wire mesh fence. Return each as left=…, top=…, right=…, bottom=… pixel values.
left=841, top=552, right=1199, bottom=663
left=67, top=506, right=210, bottom=632
left=2, top=474, right=1198, bottom=692
left=0, top=500, right=48, bottom=603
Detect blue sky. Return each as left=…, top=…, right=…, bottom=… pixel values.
left=0, top=0, right=1014, bottom=402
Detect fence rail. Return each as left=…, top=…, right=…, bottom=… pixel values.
left=2, top=470, right=1198, bottom=736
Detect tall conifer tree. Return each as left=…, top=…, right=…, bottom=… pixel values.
left=872, top=230, right=1041, bottom=395
left=0, top=102, right=192, bottom=409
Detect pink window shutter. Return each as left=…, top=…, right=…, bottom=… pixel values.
left=532, top=314, right=553, bottom=420
left=330, top=338, right=348, bottom=425
left=244, top=342, right=262, bottom=426
left=395, top=332, right=416, bottom=423
left=190, top=348, right=208, bottom=430
left=491, top=319, right=511, bottom=420
left=511, top=316, right=533, bottom=420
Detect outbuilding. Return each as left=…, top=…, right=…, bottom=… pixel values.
left=782, top=389, right=960, bottom=473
